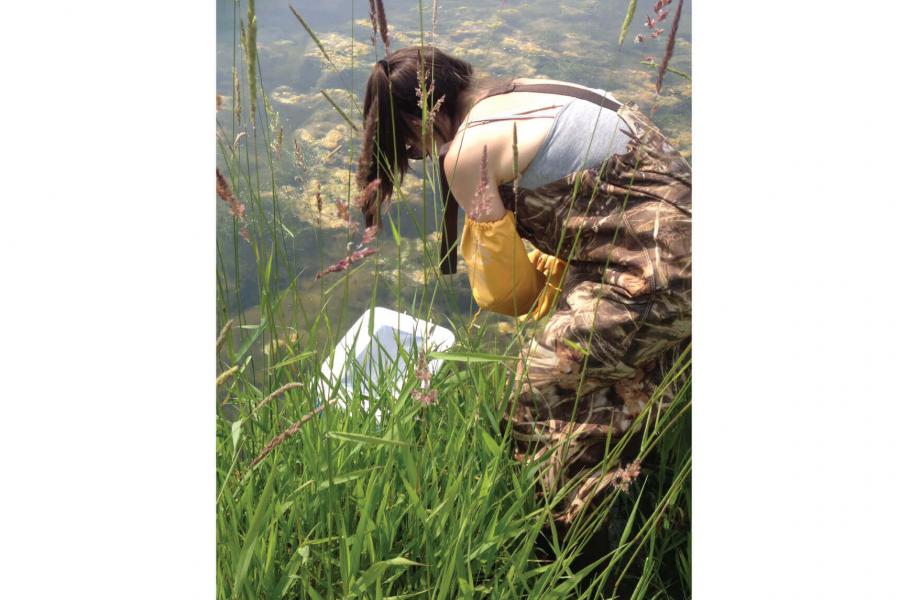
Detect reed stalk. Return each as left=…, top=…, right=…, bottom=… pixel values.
left=216, top=318, right=234, bottom=353
left=255, top=381, right=304, bottom=414
left=656, top=0, right=684, bottom=93
left=245, top=0, right=258, bottom=118
left=368, top=0, right=377, bottom=47
left=247, top=397, right=340, bottom=470
left=216, top=365, right=239, bottom=386
left=374, top=0, right=391, bottom=53
left=512, top=122, right=520, bottom=199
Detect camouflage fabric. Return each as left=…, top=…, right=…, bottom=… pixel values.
left=496, top=102, right=692, bottom=524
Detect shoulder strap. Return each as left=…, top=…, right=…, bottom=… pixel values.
left=481, top=81, right=622, bottom=112
left=438, top=82, right=620, bottom=274
left=458, top=103, right=566, bottom=130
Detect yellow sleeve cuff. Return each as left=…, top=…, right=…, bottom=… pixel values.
left=519, top=248, right=567, bottom=322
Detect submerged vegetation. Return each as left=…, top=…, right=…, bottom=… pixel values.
left=216, top=0, right=691, bottom=597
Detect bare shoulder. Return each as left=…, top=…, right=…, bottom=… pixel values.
left=443, top=121, right=511, bottom=186
left=442, top=123, right=512, bottom=218
left=443, top=125, right=492, bottom=192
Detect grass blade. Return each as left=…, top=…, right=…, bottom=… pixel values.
left=320, top=89, right=361, bottom=133
left=232, top=466, right=276, bottom=597
left=326, top=431, right=412, bottom=448
left=618, top=0, right=638, bottom=45
left=289, top=5, right=337, bottom=72
left=428, top=350, right=516, bottom=363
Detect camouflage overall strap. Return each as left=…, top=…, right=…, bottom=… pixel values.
left=438, top=82, right=620, bottom=274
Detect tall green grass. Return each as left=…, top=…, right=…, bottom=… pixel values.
left=216, top=1, right=691, bottom=597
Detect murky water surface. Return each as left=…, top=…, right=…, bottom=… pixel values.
left=216, top=0, right=691, bottom=351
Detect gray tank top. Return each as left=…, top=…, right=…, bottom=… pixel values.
left=461, top=87, right=632, bottom=189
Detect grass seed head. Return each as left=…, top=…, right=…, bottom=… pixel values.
left=216, top=318, right=234, bottom=353
left=216, top=168, right=246, bottom=221
left=415, top=352, right=431, bottom=385
left=315, top=181, right=323, bottom=215
left=232, top=67, right=241, bottom=123
left=315, top=247, right=377, bottom=280
left=412, top=388, right=437, bottom=405
left=431, top=0, right=438, bottom=37
left=233, top=131, right=246, bottom=152
left=374, top=0, right=390, bottom=52
left=293, top=137, right=304, bottom=169
left=469, top=145, right=492, bottom=221
left=360, top=225, right=377, bottom=246
left=273, top=127, right=284, bottom=159
left=368, top=0, right=377, bottom=47
left=656, top=0, right=684, bottom=93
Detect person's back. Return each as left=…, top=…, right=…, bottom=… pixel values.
left=453, top=78, right=631, bottom=190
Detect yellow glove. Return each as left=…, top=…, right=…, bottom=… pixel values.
left=460, top=210, right=567, bottom=320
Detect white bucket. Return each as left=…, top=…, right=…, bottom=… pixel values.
left=318, top=307, right=455, bottom=420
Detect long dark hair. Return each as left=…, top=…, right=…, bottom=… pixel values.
left=355, top=46, right=476, bottom=227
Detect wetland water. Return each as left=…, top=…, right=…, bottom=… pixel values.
left=216, top=0, right=691, bottom=352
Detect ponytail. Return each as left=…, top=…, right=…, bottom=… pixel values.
left=356, top=60, right=402, bottom=227
left=355, top=46, right=475, bottom=227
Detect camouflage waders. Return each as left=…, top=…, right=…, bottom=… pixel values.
left=495, top=101, right=692, bottom=524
